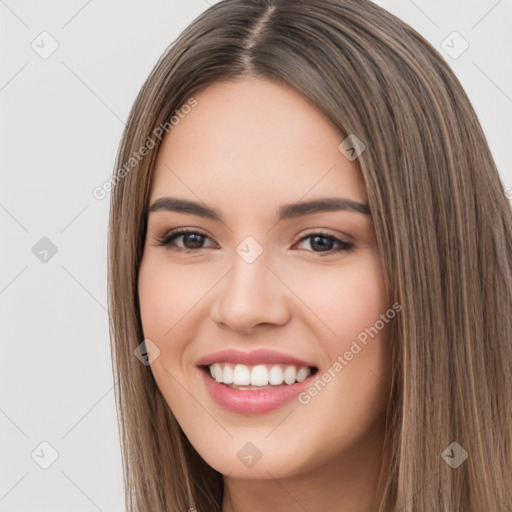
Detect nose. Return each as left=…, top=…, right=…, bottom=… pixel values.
left=210, top=249, right=291, bottom=334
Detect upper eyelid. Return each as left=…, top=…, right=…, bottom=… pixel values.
left=160, top=228, right=215, bottom=244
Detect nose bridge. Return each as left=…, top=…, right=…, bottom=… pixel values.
left=225, top=243, right=274, bottom=308
left=211, top=239, right=289, bottom=331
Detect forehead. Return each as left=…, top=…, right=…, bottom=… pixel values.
left=150, top=78, right=367, bottom=210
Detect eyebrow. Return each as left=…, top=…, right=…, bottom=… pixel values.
left=148, top=196, right=370, bottom=221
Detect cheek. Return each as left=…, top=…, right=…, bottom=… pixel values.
left=337, top=260, right=388, bottom=336
left=138, top=256, right=209, bottom=340
left=287, top=253, right=388, bottom=342
left=138, top=258, right=189, bottom=368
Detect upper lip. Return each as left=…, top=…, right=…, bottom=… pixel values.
left=196, top=349, right=317, bottom=368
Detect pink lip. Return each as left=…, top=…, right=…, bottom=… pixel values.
left=198, top=367, right=317, bottom=414
left=196, top=349, right=317, bottom=368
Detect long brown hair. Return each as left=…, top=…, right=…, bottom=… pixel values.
left=107, top=0, right=512, bottom=510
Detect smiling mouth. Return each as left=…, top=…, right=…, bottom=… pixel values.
left=200, top=363, right=319, bottom=390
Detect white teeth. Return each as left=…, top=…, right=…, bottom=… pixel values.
left=206, top=362, right=312, bottom=387
left=250, top=365, right=269, bottom=386
left=269, top=365, right=284, bottom=385
left=223, top=364, right=234, bottom=384
left=233, top=364, right=251, bottom=385
left=212, top=362, right=223, bottom=382
left=283, top=365, right=297, bottom=385
left=296, top=366, right=310, bottom=382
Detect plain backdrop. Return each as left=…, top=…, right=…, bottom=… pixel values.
left=1, top=0, right=511, bottom=510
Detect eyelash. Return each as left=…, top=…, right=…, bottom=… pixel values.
left=154, top=228, right=355, bottom=256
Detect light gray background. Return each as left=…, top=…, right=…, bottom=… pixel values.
left=1, top=1, right=510, bottom=510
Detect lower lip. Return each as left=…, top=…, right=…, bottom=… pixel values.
left=199, top=367, right=316, bottom=414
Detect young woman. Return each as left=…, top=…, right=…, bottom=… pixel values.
left=107, top=0, right=512, bottom=510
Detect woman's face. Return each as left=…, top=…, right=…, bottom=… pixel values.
left=138, top=78, right=393, bottom=481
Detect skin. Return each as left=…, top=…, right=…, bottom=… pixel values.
left=138, top=78, right=393, bottom=512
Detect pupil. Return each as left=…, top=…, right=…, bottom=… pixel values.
left=311, top=235, right=332, bottom=251
left=184, top=233, right=204, bottom=249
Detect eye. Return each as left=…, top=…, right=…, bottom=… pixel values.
left=155, top=228, right=216, bottom=253
left=154, top=228, right=355, bottom=255
left=293, top=231, right=355, bottom=255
